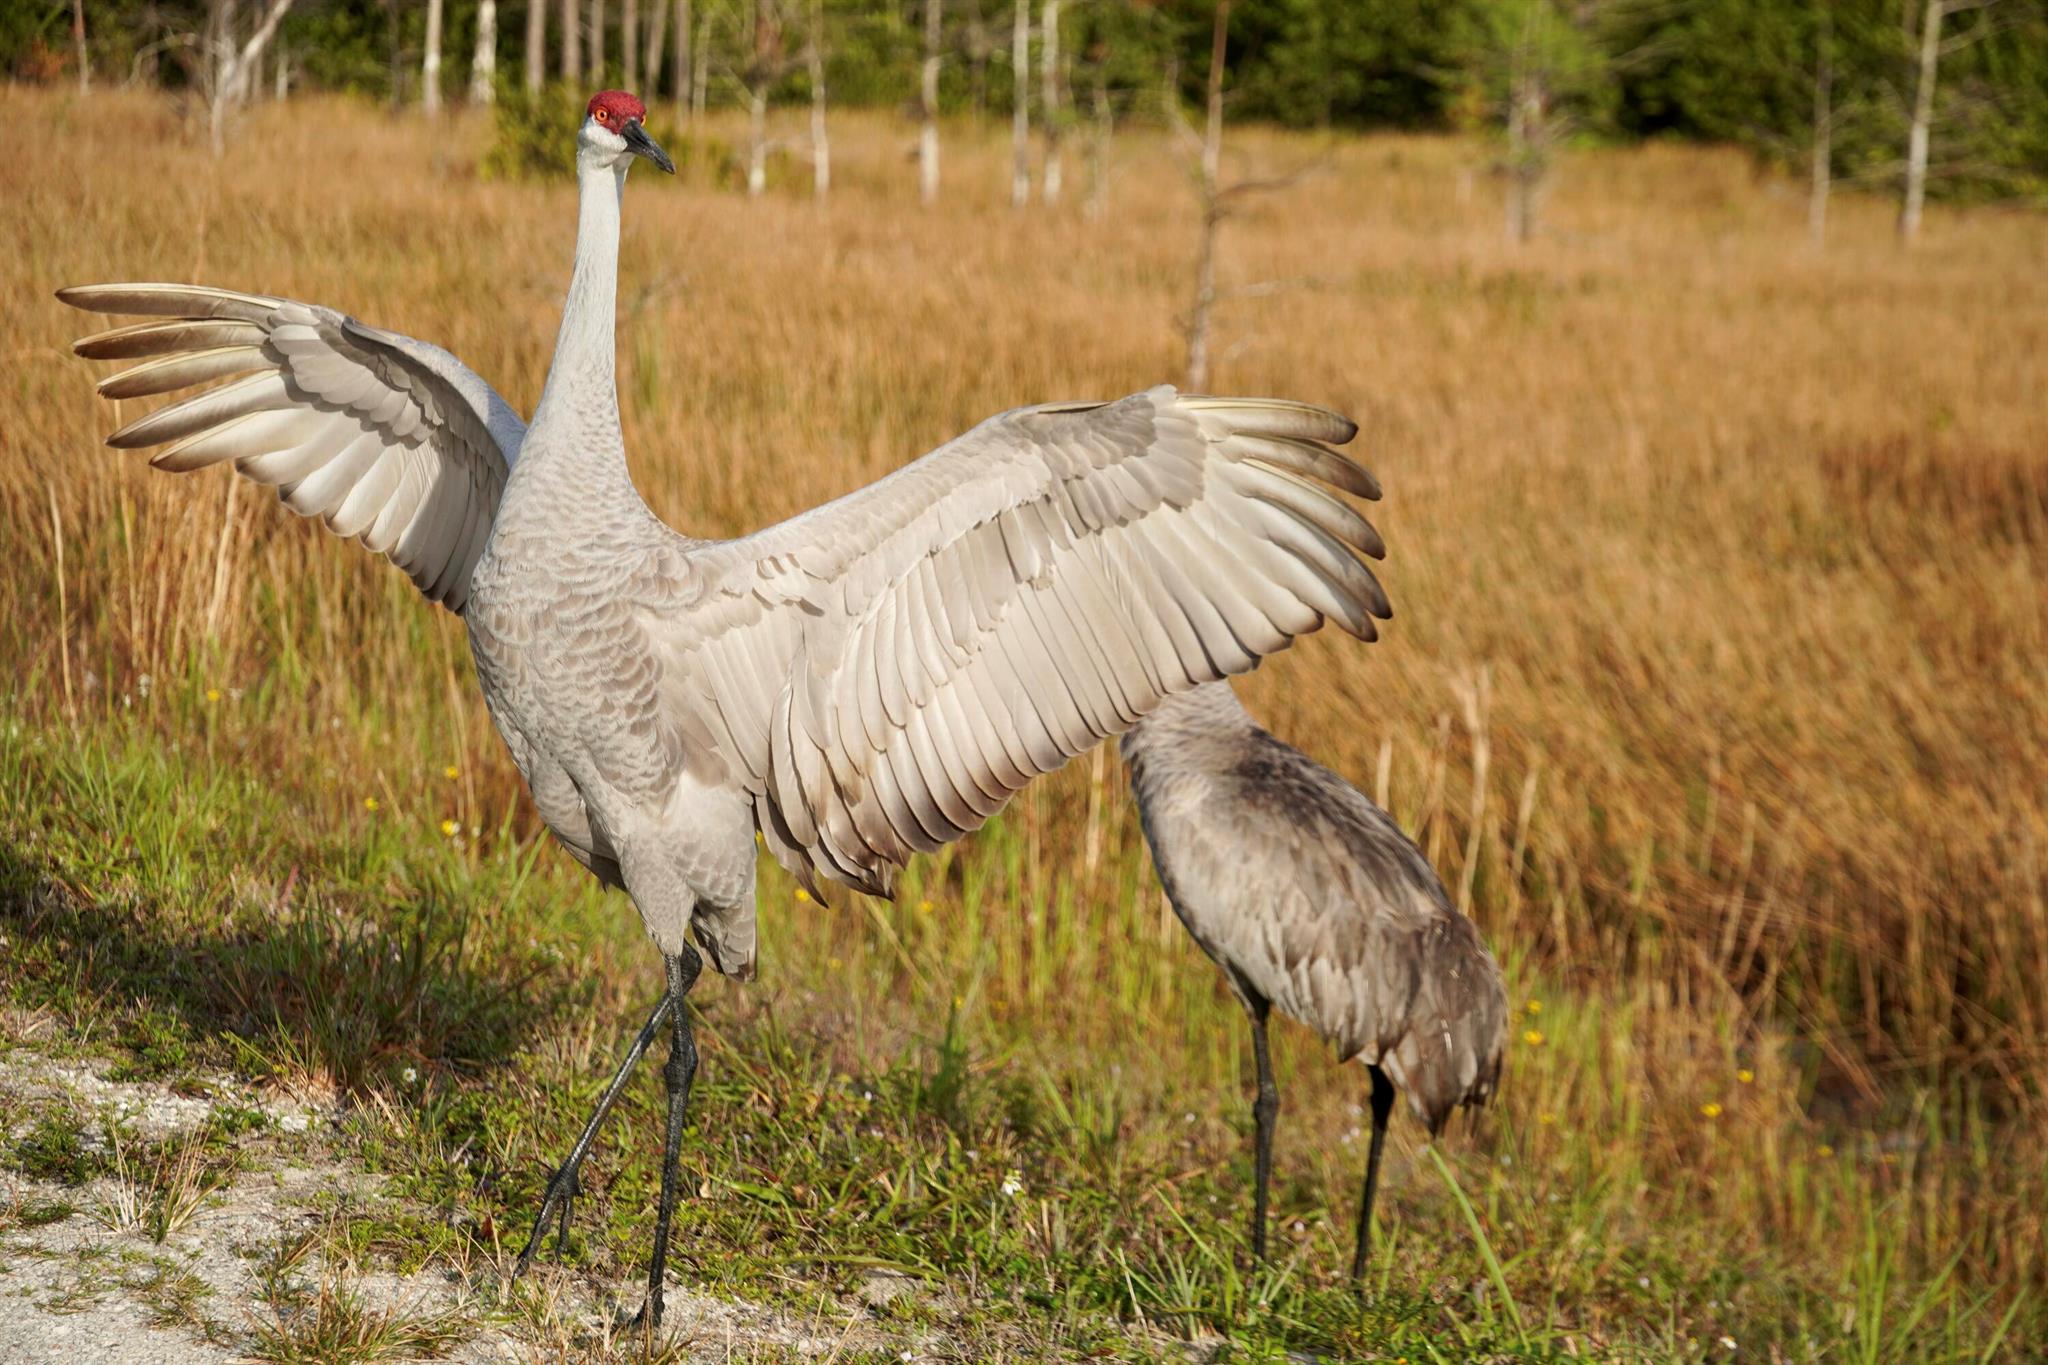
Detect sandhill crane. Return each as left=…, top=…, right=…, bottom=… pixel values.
left=59, top=90, right=1392, bottom=1327
left=1122, top=682, right=1506, bottom=1278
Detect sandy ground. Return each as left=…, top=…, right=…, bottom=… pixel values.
left=0, top=1049, right=995, bottom=1363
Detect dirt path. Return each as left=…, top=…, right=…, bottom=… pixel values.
left=0, top=1049, right=996, bottom=1363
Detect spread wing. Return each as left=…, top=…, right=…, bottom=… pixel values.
left=59, top=283, right=524, bottom=613
left=658, top=385, right=1390, bottom=897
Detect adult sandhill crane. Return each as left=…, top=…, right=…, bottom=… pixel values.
left=1122, top=682, right=1505, bottom=1278
left=60, top=90, right=1392, bottom=1326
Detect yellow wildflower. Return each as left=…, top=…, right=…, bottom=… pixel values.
left=794, top=887, right=811, bottom=903
left=443, top=765, right=460, bottom=780
left=918, top=899, right=934, bottom=913
left=205, top=688, right=222, bottom=702
left=440, top=819, right=459, bottom=837
left=1700, top=1102, right=1723, bottom=1119
left=1538, top=1112, right=1557, bottom=1126
left=1818, top=1144, right=1834, bottom=1157
left=1737, top=1068, right=1754, bottom=1084
left=1524, top=999, right=1542, bottom=1015
left=1522, top=1029, right=1545, bottom=1047
left=362, top=796, right=380, bottom=812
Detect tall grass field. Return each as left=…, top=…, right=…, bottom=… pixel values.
left=1, top=84, right=2044, bottom=1360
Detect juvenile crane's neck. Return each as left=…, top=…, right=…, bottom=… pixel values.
left=1122, top=681, right=1258, bottom=767
left=520, top=162, right=634, bottom=497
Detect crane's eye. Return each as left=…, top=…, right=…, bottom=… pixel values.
left=596, top=109, right=609, bottom=124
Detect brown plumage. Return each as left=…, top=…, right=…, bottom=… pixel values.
left=1122, top=681, right=1506, bottom=1277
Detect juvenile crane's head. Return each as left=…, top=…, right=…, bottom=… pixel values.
left=578, top=91, right=675, bottom=176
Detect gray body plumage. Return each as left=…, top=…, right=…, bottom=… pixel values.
left=1123, top=683, right=1505, bottom=1132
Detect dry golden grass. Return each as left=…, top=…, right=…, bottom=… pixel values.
left=3, top=82, right=2046, bottom=1346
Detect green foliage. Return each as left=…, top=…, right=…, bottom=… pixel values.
left=480, top=86, right=582, bottom=181
left=5, top=1113, right=108, bottom=1186
left=12, top=0, right=2045, bottom=200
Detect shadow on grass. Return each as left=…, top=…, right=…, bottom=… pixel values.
left=0, top=837, right=585, bottom=1094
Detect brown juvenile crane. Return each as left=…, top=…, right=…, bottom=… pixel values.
left=1122, top=682, right=1506, bottom=1277
left=59, top=92, right=1392, bottom=1327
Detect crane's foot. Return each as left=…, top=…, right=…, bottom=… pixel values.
left=507, top=991, right=674, bottom=1281
left=512, top=1164, right=581, bottom=1277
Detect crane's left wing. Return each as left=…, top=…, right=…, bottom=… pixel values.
left=652, top=386, right=1389, bottom=898
left=60, top=283, right=524, bottom=613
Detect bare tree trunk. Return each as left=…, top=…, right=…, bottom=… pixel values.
left=525, top=0, right=546, bottom=91
left=1809, top=2, right=1832, bottom=249
left=72, top=0, right=89, bottom=93
left=590, top=0, right=606, bottom=81
left=1505, top=35, right=1544, bottom=244
left=808, top=0, right=829, bottom=198
left=623, top=0, right=638, bottom=90
left=561, top=0, right=579, bottom=81
left=1084, top=68, right=1109, bottom=220
left=690, top=1, right=708, bottom=115
left=274, top=41, right=290, bottom=97
left=920, top=0, right=942, bottom=204
left=684, top=0, right=700, bottom=113
left=1899, top=0, right=1942, bottom=245
left=747, top=85, right=768, bottom=194
left=1010, top=0, right=1029, bottom=207
left=471, top=0, right=498, bottom=101
left=1039, top=0, right=1061, bottom=203
left=966, top=6, right=989, bottom=116
left=673, top=0, right=691, bottom=115
left=423, top=0, right=444, bottom=113
left=209, top=0, right=296, bottom=154
left=645, top=0, right=667, bottom=97
left=1184, top=0, right=1228, bottom=391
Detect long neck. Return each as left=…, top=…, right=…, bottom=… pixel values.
left=522, top=160, right=631, bottom=487
left=1124, top=680, right=1256, bottom=757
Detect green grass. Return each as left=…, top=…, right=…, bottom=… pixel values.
left=2, top=692, right=2037, bottom=1360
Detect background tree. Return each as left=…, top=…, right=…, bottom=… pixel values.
left=1039, top=0, right=1061, bottom=202
left=1447, top=0, right=1616, bottom=243
left=9, top=0, right=2043, bottom=216
left=470, top=0, right=495, bottom=101
left=525, top=0, right=546, bottom=91
left=1010, top=0, right=1030, bottom=206
left=1900, top=0, right=1999, bottom=244
left=919, top=0, right=941, bottom=203
left=808, top=0, right=829, bottom=196
left=422, top=0, right=442, bottom=112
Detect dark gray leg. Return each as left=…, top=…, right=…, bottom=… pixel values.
left=514, top=990, right=673, bottom=1275
left=1246, top=998, right=1279, bottom=1264
left=1350, top=1064, right=1396, bottom=1281
left=631, top=946, right=704, bottom=1332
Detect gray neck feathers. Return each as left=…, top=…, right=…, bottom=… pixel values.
left=518, top=161, right=632, bottom=499
left=1123, top=681, right=1256, bottom=760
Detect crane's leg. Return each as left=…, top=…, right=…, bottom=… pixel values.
left=1245, top=995, right=1278, bottom=1264
left=1350, top=1064, right=1396, bottom=1282
left=631, top=945, right=704, bottom=1332
left=513, top=990, right=673, bottom=1276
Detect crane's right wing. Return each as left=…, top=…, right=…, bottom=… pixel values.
left=59, top=283, right=525, bottom=614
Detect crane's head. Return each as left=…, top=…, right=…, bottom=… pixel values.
left=579, top=91, right=675, bottom=176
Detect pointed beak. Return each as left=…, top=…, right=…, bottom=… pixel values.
left=622, top=118, right=676, bottom=175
